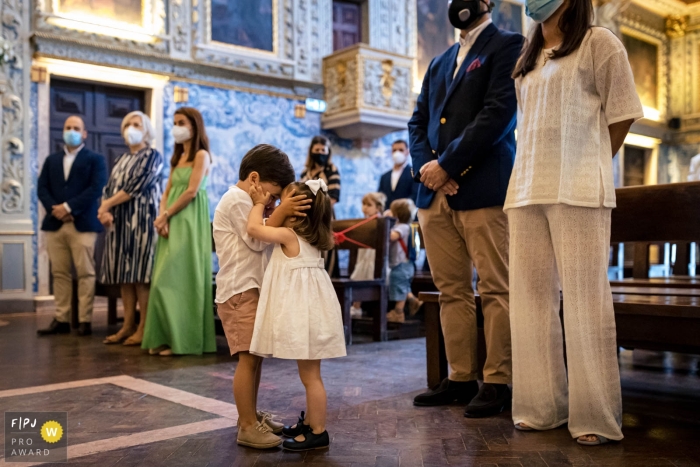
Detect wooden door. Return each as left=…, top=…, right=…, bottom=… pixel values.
left=49, top=78, right=145, bottom=173
left=333, top=1, right=362, bottom=51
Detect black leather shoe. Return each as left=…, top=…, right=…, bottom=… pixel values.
left=77, top=323, right=92, bottom=336
left=413, top=378, right=479, bottom=407
left=37, top=319, right=70, bottom=336
left=464, top=383, right=511, bottom=418
left=282, top=411, right=310, bottom=438
left=282, top=430, right=330, bottom=451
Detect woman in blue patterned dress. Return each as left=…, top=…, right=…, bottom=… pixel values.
left=99, top=111, right=164, bottom=346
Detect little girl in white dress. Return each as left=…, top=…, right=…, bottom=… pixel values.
left=247, top=179, right=346, bottom=452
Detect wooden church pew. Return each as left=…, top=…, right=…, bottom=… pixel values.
left=609, top=182, right=700, bottom=353
left=332, top=216, right=395, bottom=345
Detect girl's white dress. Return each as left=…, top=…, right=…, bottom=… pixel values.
left=350, top=249, right=375, bottom=281
left=250, top=233, right=347, bottom=360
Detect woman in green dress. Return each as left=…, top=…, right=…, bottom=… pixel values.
left=143, top=107, right=216, bottom=356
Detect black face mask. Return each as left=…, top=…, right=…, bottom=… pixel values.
left=312, top=152, right=329, bottom=166
left=448, top=0, right=489, bottom=30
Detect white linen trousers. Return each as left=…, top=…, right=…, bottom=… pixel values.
left=507, top=203, right=623, bottom=441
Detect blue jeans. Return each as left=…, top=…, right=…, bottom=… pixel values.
left=389, top=261, right=415, bottom=301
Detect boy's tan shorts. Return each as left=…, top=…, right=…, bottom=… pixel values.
left=217, top=288, right=259, bottom=355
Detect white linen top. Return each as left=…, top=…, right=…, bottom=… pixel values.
left=213, top=185, right=271, bottom=303
left=504, top=27, right=644, bottom=210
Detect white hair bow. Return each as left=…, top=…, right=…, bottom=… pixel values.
left=305, top=179, right=328, bottom=196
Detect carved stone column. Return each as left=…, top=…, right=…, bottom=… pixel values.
left=0, top=0, right=33, bottom=310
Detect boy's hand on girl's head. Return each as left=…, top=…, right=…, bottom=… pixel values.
left=249, top=182, right=272, bottom=207
left=278, top=188, right=312, bottom=218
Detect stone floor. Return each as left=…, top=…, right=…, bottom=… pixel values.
left=0, top=300, right=699, bottom=466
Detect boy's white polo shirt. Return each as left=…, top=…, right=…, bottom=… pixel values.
left=213, top=185, right=271, bottom=303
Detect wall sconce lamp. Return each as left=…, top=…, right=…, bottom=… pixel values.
left=294, top=103, right=306, bottom=119
left=31, top=66, right=48, bottom=83
left=174, top=86, right=189, bottom=103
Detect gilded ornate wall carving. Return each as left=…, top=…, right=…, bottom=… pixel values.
left=322, top=44, right=413, bottom=139
left=323, top=47, right=413, bottom=116
left=325, top=58, right=357, bottom=114
left=363, top=59, right=410, bottom=112
left=620, top=7, right=669, bottom=120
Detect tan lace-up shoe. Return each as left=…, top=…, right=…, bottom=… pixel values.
left=237, top=421, right=282, bottom=449
left=257, top=410, right=284, bottom=434
left=387, top=309, right=405, bottom=323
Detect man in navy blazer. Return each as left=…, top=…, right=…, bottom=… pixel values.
left=37, top=116, right=107, bottom=337
left=378, top=140, right=418, bottom=208
left=409, top=0, right=523, bottom=417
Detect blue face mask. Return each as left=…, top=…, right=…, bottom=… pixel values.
left=525, top=0, right=565, bottom=23
left=63, top=130, right=83, bottom=147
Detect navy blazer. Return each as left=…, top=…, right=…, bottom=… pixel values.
left=38, top=147, right=108, bottom=233
left=378, top=165, right=419, bottom=207
left=408, top=24, right=524, bottom=211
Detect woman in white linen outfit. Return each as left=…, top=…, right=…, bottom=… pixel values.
left=505, top=0, right=643, bottom=446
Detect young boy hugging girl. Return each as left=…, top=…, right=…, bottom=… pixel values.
left=213, top=144, right=310, bottom=449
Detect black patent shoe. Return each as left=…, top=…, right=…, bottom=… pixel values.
left=464, top=383, right=511, bottom=418
left=413, top=378, right=479, bottom=407
left=37, top=319, right=70, bottom=336
left=77, top=323, right=92, bottom=336
left=282, top=411, right=311, bottom=438
left=282, top=430, right=330, bottom=451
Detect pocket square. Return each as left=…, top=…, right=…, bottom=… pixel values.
left=466, top=58, right=482, bottom=72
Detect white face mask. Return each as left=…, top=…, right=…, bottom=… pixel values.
left=392, top=150, right=408, bottom=165
left=124, top=126, right=144, bottom=146
left=173, top=126, right=192, bottom=144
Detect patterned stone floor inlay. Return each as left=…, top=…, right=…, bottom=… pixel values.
left=0, top=375, right=239, bottom=466
left=0, top=301, right=699, bottom=466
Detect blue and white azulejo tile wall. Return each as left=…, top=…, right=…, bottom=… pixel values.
left=162, top=81, right=408, bottom=221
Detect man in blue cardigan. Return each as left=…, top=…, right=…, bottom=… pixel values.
left=37, top=116, right=107, bottom=336
left=409, top=0, right=523, bottom=418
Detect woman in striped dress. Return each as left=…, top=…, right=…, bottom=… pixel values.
left=99, top=111, right=164, bottom=346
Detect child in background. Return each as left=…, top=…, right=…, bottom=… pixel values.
left=349, top=192, right=387, bottom=318
left=247, top=179, right=346, bottom=452
left=213, top=144, right=311, bottom=449
left=386, top=198, right=421, bottom=324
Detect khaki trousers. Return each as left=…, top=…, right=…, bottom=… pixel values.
left=418, top=193, right=511, bottom=384
left=45, top=222, right=97, bottom=323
